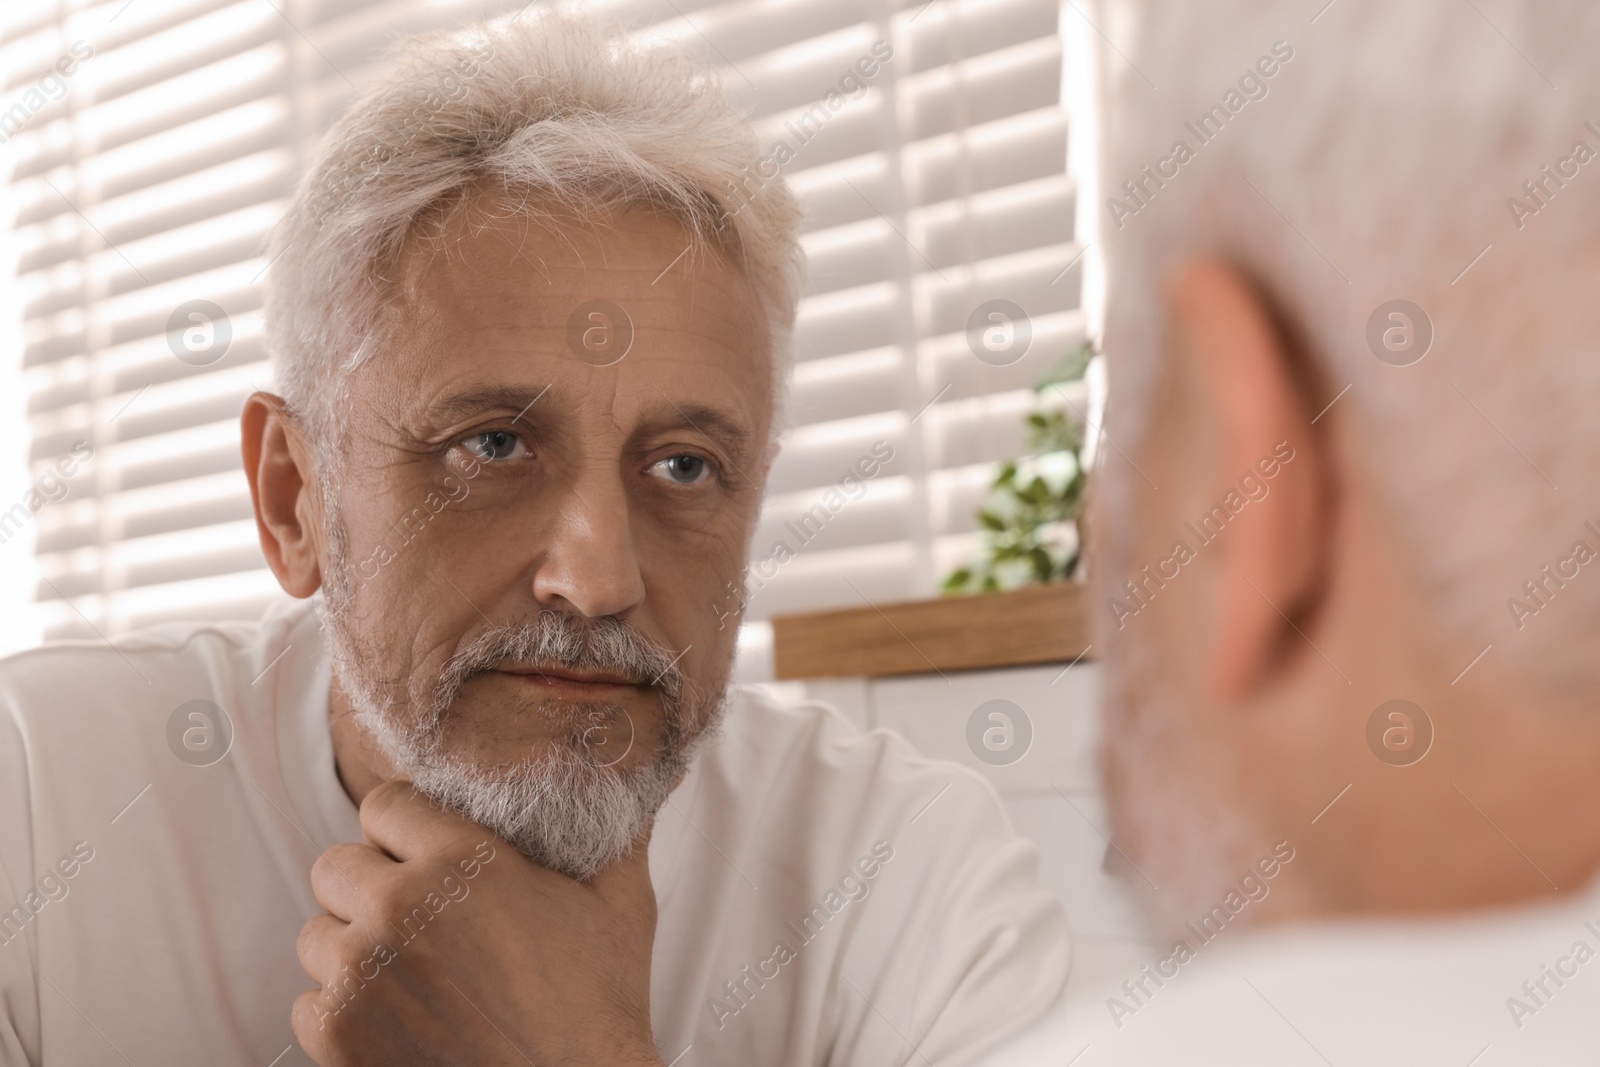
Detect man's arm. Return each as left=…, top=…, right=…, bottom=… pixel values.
left=833, top=768, right=1073, bottom=1067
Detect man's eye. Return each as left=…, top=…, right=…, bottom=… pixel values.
left=462, top=430, right=528, bottom=462
left=650, top=454, right=713, bottom=486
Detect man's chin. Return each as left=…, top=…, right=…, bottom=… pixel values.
left=439, top=712, right=647, bottom=774
left=1100, top=662, right=1270, bottom=941
left=1109, top=760, right=1278, bottom=937
left=330, top=632, right=730, bottom=877
left=404, top=741, right=668, bottom=880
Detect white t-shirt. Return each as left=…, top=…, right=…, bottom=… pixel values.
left=983, top=878, right=1600, bottom=1066
left=0, top=597, right=1069, bottom=1066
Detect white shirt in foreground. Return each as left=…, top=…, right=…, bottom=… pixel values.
left=0, top=598, right=1071, bottom=1066
left=982, top=873, right=1600, bottom=1066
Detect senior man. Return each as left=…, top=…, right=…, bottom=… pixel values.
left=989, top=0, right=1600, bottom=1063
left=0, top=13, right=1071, bottom=1066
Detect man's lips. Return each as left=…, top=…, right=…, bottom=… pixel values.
left=491, top=667, right=643, bottom=695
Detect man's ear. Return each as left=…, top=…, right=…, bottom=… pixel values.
left=1165, top=260, right=1326, bottom=700
left=241, top=392, right=324, bottom=598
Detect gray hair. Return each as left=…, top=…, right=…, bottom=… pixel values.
left=1093, top=0, right=1600, bottom=697
left=265, top=8, right=805, bottom=459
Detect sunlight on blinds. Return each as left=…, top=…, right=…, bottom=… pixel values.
left=0, top=0, right=1085, bottom=674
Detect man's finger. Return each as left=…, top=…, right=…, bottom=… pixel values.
left=296, top=912, right=353, bottom=985
left=359, top=779, right=479, bottom=862
left=311, top=841, right=396, bottom=922
left=291, top=988, right=336, bottom=1063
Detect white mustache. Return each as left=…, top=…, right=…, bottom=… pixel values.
left=437, top=612, right=686, bottom=710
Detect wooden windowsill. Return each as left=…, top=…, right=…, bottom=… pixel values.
left=771, top=582, right=1092, bottom=680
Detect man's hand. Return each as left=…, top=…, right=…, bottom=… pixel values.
left=291, top=781, right=663, bottom=1066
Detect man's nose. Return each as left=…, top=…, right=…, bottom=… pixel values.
left=529, top=472, right=645, bottom=619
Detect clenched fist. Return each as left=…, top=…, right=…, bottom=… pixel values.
left=292, top=781, right=664, bottom=1066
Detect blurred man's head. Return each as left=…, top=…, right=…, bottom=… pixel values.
left=1088, top=0, right=1600, bottom=935
left=245, top=12, right=803, bottom=878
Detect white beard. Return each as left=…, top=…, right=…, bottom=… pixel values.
left=1099, top=629, right=1267, bottom=940
left=319, top=515, right=725, bottom=880
left=1093, top=479, right=1270, bottom=940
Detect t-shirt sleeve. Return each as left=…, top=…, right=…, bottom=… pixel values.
left=0, top=693, right=41, bottom=1067
left=908, top=830, right=1074, bottom=1065
left=830, top=765, right=1073, bottom=1067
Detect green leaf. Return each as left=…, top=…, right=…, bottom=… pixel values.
left=941, top=354, right=1094, bottom=595
left=1033, top=342, right=1093, bottom=391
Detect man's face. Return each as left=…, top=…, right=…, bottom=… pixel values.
left=313, top=196, right=773, bottom=877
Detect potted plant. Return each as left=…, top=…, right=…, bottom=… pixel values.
left=943, top=344, right=1093, bottom=595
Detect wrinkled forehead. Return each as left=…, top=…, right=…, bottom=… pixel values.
left=393, top=192, right=764, bottom=333
left=342, top=193, right=775, bottom=451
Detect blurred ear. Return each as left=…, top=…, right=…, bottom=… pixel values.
left=241, top=393, right=324, bottom=597
left=1165, top=260, right=1325, bottom=699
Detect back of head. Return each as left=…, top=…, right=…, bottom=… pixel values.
left=1094, top=0, right=1600, bottom=700
left=1086, top=0, right=1600, bottom=930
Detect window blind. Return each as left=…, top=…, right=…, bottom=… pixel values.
left=2, top=0, right=1086, bottom=676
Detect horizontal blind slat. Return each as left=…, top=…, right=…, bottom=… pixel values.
left=16, top=0, right=1075, bottom=633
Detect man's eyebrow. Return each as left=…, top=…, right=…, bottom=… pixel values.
left=640, top=398, right=754, bottom=459
left=417, top=385, right=554, bottom=428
